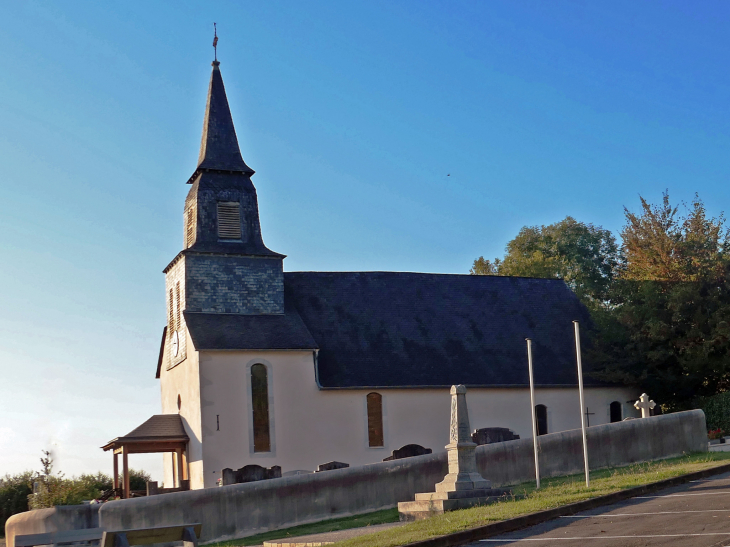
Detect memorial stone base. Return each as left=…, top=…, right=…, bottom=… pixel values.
left=398, top=385, right=512, bottom=521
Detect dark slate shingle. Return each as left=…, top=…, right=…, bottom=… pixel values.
left=284, top=272, right=597, bottom=388
left=184, top=305, right=317, bottom=350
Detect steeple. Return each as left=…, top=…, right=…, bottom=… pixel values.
left=178, top=58, right=283, bottom=259
left=193, top=61, right=255, bottom=177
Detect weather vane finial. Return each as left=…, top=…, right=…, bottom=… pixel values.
left=213, top=22, right=218, bottom=62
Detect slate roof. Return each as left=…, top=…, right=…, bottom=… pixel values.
left=189, top=61, right=254, bottom=183
left=283, top=272, right=598, bottom=389
left=102, top=415, right=188, bottom=450
left=185, top=304, right=317, bottom=350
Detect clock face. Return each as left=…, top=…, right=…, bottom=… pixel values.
left=171, top=330, right=179, bottom=357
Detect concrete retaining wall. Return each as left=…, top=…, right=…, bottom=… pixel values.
left=5, top=411, right=707, bottom=545
left=477, top=409, right=708, bottom=486
left=3, top=504, right=100, bottom=547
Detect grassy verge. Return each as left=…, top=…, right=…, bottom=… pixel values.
left=203, top=508, right=400, bottom=547
left=333, top=452, right=730, bottom=547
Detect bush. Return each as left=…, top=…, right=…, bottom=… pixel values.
left=696, top=391, right=730, bottom=432
left=27, top=469, right=151, bottom=510
left=0, top=472, right=33, bottom=536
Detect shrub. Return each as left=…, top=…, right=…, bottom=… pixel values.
left=696, top=391, right=730, bottom=432
left=0, top=472, right=33, bottom=536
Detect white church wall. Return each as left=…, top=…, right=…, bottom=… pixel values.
left=196, top=348, right=640, bottom=488
left=160, top=327, right=204, bottom=489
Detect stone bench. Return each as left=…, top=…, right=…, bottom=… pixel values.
left=101, top=524, right=201, bottom=547
left=15, top=528, right=104, bottom=547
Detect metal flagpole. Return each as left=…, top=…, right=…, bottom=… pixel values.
left=526, top=338, right=540, bottom=489
left=573, top=321, right=590, bottom=487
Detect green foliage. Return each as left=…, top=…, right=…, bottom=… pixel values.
left=696, top=391, right=730, bottom=432
left=621, top=192, right=729, bottom=282
left=129, top=469, right=152, bottom=492
left=27, top=470, right=149, bottom=510
left=472, top=194, right=730, bottom=411
left=0, top=450, right=154, bottom=533
left=471, top=216, right=620, bottom=303
left=0, top=472, right=33, bottom=536
left=590, top=193, right=730, bottom=409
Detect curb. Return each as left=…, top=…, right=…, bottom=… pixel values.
left=401, top=462, right=730, bottom=547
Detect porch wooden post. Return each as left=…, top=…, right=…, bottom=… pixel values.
left=175, top=449, right=184, bottom=488
left=113, top=452, right=119, bottom=491
left=181, top=448, right=188, bottom=481
left=122, top=446, right=130, bottom=499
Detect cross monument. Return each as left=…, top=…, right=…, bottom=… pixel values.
left=634, top=393, right=656, bottom=418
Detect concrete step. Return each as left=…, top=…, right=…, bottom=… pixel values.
left=414, top=488, right=511, bottom=501
left=398, top=495, right=506, bottom=521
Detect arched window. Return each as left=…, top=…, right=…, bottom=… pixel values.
left=251, top=364, right=270, bottom=452
left=535, top=404, right=548, bottom=436
left=367, top=393, right=384, bottom=447
left=610, top=401, right=622, bottom=423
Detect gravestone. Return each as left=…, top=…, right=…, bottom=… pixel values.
left=221, top=468, right=237, bottom=486
left=398, top=385, right=512, bottom=520
left=382, top=444, right=432, bottom=461
left=220, top=464, right=282, bottom=485
left=315, top=461, right=350, bottom=472
left=634, top=393, right=656, bottom=418
left=471, top=427, right=520, bottom=445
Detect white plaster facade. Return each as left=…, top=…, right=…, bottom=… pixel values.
left=160, top=345, right=639, bottom=489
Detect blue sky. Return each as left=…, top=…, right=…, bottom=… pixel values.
left=1, top=1, right=729, bottom=480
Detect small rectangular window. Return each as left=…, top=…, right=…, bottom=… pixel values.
left=217, top=202, right=241, bottom=240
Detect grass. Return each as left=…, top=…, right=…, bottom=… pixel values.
left=202, top=508, right=400, bottom=547
left=203, top=452, right=730, bottom=547
left=333, top=452, right=730, bottom=547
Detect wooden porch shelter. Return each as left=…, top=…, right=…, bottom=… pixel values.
left=102, top=414, right=189, bottom=499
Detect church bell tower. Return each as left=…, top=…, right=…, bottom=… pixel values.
left=163, top=59, right=285, bottom=369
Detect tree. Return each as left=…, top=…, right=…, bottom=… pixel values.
left=621, top=192, right=729, bottom=282
left=0, top=472, right=33, bottom=534
left=591, top=193, right=730, bottom=409
left=471, top=216, right=620, bottom=303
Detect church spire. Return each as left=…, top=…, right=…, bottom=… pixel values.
left=194, top=60, right=255, bottom=177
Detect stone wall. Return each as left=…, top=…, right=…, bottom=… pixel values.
left=5, top=411, right=707, bottom=546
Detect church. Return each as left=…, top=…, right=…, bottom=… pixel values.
left=109, top=58, right=638, bottom=491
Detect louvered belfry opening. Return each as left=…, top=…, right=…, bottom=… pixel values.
left=185, top=207, right=196, bottom=248
left=217, top=202, right=242, bottom=240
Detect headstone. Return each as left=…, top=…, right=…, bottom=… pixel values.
left=634, top=393, right=656, bottom=418
left=315, top=461, right=350, bottom=472
left=382, top=444, right=432, bottom=461
left=146, top=481, right=159, bottom=496
left=283, top=470, right=312, bottom=477
left=397, top=385, right=512, bottom=520
left=471, top=427, right=520, bottom=445
left=221, top=465, right=281, bottom=485
left=221, top=468, right=237, bottom=486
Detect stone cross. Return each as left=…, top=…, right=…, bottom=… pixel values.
left=435, top=385, right=491, bottom=492
left=634, top=393, right=656, bottom=418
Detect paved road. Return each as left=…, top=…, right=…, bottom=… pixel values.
left=466, top=471, right=730, bottom=547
